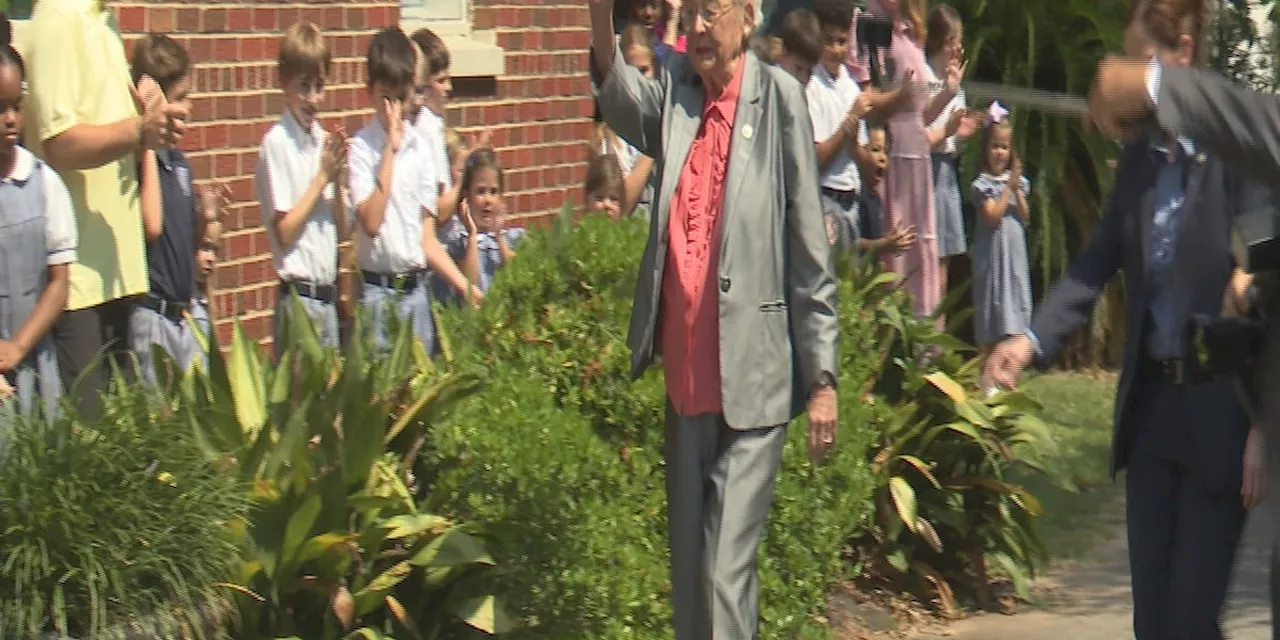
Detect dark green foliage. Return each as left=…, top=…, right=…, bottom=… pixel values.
left=431, top=211, right=880, bottom=639
left=0, top=388, right=249, bottom=639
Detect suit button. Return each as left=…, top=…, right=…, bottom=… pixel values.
left=719, top=277, right=731, bottom=293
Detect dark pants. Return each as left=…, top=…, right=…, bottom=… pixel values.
left=53, top=297, right=135, bottom=421
left=1125, top=373, right=1246, bottom=639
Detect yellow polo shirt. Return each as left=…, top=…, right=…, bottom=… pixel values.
left=25, top=0, right=146, bottom=310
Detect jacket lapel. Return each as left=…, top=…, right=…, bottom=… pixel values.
left=720, top=54, right=763, bottom=259
left=659, top=61, right=704, bottom=248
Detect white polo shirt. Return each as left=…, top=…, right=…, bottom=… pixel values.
left=413, top=107, right=452, bottom=193
left=349, top=117, right=437, bottom=275
left=926, top=64, right=968, bottom=156
left=257, top=109, right=341, bottom=285
left=5, top=145, right=78, bottom=266
left=806, top=62, right=864, bottom=193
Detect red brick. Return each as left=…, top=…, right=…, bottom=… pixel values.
left=203, top=8, right=227, bottom=33
left=117, top=6, right=145, bottom=32
left=252, top=7, right=278, bottom=32
left=227, top=8, right=251, bottom=32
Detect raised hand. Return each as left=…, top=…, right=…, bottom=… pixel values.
left=137, top=76, right=189, bottom=150
left=955, top=110, right=981, bottom=139
left=381, top=98, right=404, bottom=153
left=467, top=129, right=493, bottom=151
left=944, top=107, right=968, bottom=136
left=945, top=58, right=967, bottom=94
left=889, top=224, right=917, bottom=253
left=199, top=182, right=232, bottom=223
left=322, top=128, right=347, bottom=181
left=1087, top=55, right=1153, bottom=141
left=460, top=199, right=477, bottom=234
left=1010, top=156, right=1023, bottom=181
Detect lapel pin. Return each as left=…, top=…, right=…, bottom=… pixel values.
left=742, top=125, right=754, bottom=140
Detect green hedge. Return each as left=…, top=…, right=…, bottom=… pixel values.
left=428, top=214, right=881, bottom=639
left=0, top=387, right=248, bottom=639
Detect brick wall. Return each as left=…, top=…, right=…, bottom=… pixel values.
left=109, top=0, right=594, bottom=348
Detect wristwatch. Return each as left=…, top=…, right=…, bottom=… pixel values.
left=815, top=371, right=837, bottom=390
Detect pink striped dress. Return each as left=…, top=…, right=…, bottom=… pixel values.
left=847, top=9, right=940, bottom=320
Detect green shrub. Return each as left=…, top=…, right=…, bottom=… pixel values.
left=0, top=386, right=249, bottom=639
left=846, top=261, right=1071, bottom=612
left=180, top=302, right=509, bottom=640
left=431, top=212, right=880, bottom=639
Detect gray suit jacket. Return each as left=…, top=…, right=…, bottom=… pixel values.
left=594, top=46, right=838, bottom=430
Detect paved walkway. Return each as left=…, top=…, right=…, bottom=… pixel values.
left=933, top=498, right=1273, bottom=639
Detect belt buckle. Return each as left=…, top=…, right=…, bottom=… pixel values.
left=303, top=282, right=318, bottom=299
left=1165, top=359, right=1184, bottom=385
left=156, top=297, right=169, bottom=317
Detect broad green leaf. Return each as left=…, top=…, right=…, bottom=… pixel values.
left=453, top=595, right=515, bottom=633
left=287, top=292, right=325, bottom=365
left=885, top=548, right=909, bottom=573
left=924, top=371, right=968, bottom=404
left=990, top=551, right=1032, bottom=601
left=410, top=529, right=496, bottom=568
left=383, top=513, right=450, bottom=539
left=281, top=492, right=323, bottom=568
left=353, top=561, right=412, bottom=615
left=296, top=532, right=355, bottom=566
left=888, top=476, right=919, bottom=533
left=226, top=320, right=266, bottom=435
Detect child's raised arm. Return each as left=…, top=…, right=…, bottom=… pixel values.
left=138, top=150, right=163, bottom=241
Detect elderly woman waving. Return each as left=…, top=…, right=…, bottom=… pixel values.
left=588, top=0, right=839, bottom=638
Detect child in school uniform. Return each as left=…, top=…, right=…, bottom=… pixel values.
left=408, top=30, right=471, bottom=313
left=349, top=27, right=482, bottom=354
left=970, top=103, right=1032, bottom=356
left=0, top=24, right=75, bottom=417
left=772, top=8, right=822, bottom=86
left=256, top=21, right=348, bottom=356
left=584, top=152, right=626, bottom=220
left=808, top=0, right=874, bottom=254
left=191, top=219, right=221, bottom=350
left=590, top=24, right=656, bottom=220
left=446, top=148, right=524, bottom=295
left=129, top=34, right=220, bottom=383
left=853, top=124, right=915, bottom=258
left=925, top=5, right=980, bottom=315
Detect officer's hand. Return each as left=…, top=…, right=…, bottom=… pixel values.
left=1222, top=269, right=1255, bottom=318
left=983, top=334, right=1034, bottom=391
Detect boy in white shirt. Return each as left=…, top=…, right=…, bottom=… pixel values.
left=807, top=0, right=874, bottom=253
left=408, top=29, right=467, bottom=312
left=256, top=21, right=348, bottom=356
left=349, top=27, right=482, bottom=354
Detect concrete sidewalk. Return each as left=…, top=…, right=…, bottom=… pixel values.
left=932, top=499, right=1273, bottom=639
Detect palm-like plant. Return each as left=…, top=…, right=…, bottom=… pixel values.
left=947, top=0, right=1129, bottom=367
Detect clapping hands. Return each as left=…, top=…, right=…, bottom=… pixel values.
left=198, top=182, right=233, bottom=224
left=133, top=74, right=189, bottom=150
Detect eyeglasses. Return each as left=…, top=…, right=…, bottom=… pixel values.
left=680, top=2, right=738, bottom=29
